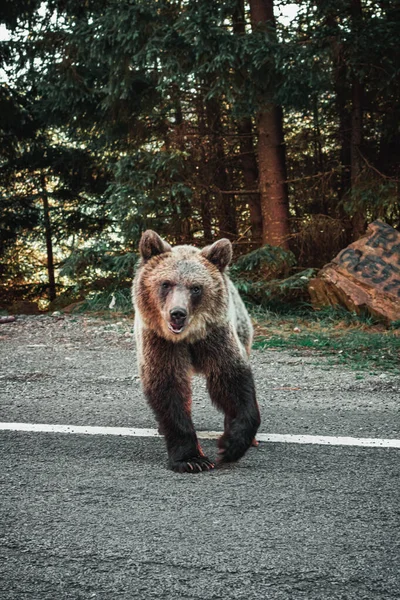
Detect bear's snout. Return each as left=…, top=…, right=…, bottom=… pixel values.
left=168, top=306, right=187, bottom=334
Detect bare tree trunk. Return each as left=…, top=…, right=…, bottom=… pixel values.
left=310, top=96, right=327, bottom=214
left=237, top=118, right=263, bottom=244
left=249, top=0, right=290, bottom=249
left=205, top=96, right=237, bottom=240
left=350, top=0, right=365, bottom=240
left=316, top=0, right=352, bottom=241
left=317, top=0, right=351, bottom=213
left=350, top=79, right=365, bottom=238
left=196, top=91, right=213, bottom=244
left=41, top=173, right=56, bottom=302
left=333, top=45, right=351, bottom=211
left=257, top=106, right=290, bottom=248
left=233, top=0, right=263, bottom=245
left=174, top=97, right=193, bottom=244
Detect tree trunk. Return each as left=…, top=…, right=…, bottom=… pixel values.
left=237, top=117, right=263, bottom=244
left=41, top=174, right=56, bottom=302
left=333, top=45, right=352, bottom=212
left=350, top=0, right=365, bottom=240
left=248, top=0, right=290, bottom=249
left=233, top=0, right=263, bottom=245
left=350, top=79, right=365, bottom=238
left=169, top=95, right=193, bottom=244
left=256, top=106, right=290, bottom=248
left=317, top=0, right=351, bottom=214
left=205, top=96, right=237, bottom=239
left=310, top=95, right=327, bottom=214
left=200, top=193, right=213, bottom=244
left=196, top=91, right=213, bottom=244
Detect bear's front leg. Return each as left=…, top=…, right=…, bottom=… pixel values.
left=192, top=327, right=261, bottom=464
left=140, top=334, right=214, bottom=473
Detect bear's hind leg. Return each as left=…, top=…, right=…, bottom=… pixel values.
left=197, top=330, right=260, bottom=464
left=210, top=363, right=260, bottom=463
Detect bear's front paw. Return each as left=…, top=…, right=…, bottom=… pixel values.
left=169, top=456, right=215, bottom=473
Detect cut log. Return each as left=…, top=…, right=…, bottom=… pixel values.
left=309, top=220, right=400, bottom=323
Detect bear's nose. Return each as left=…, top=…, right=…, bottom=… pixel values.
left=170, top=307, right=187, bottom=322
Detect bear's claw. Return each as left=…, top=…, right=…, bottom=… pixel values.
left=170, top=456, right=215, bottom=473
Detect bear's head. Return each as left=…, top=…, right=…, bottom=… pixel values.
left=134, top=230, right=232, bottom=342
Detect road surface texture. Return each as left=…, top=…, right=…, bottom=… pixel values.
left=0, top=314, right=399, bottom=599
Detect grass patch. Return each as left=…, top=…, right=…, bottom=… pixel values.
left=252, top=306, right=400, bottom=374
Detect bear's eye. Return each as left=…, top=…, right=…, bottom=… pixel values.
left=161, top=281, right=171, bottom=290
left=191, top=286, right=202, bottom=295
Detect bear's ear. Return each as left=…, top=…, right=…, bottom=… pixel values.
left=201, top=238, right=232, bottom=272
left=139, top=230, right=172, bottom=261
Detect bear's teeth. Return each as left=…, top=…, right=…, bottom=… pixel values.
left=168, top=323, right=184, bottom=334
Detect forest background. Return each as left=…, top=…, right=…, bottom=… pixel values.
left=0, top=0, right=399, bottom=313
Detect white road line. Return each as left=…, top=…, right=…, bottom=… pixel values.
left=0, top=422, right=400, bottom=448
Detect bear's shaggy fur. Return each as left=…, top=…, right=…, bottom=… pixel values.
left=132, top=230, right=260, bottom=473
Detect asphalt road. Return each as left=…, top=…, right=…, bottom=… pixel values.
left=0, top=315, right=399, bottom=599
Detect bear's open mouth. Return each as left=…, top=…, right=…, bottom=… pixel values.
left=168, top=322, right=185, bottom=334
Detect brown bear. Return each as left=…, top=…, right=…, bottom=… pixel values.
left=132, top=230, right=260, bottom=473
